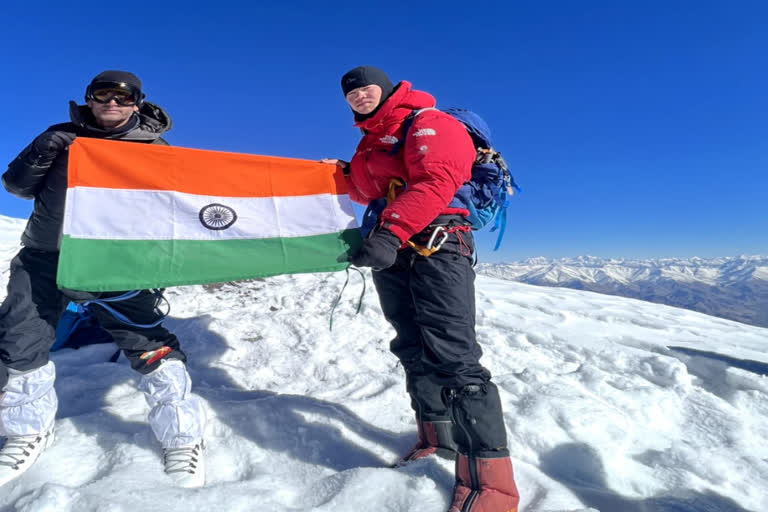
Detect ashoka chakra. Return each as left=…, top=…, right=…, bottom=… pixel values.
left=199, top=203, right=237, bottom=230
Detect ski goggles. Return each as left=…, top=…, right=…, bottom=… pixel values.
left=86, top=81, right=143, bottom=107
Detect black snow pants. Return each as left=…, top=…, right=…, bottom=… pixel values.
left=372, top=226, right=509, bottom=457
left=0, top=248, right=186, bottom=376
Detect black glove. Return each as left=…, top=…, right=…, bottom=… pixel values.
left=28, top=131, right=76, bottom=166
left=349, top=228, right=402, bottom=270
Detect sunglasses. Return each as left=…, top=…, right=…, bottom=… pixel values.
left=86, top=81, right=143, bottom=107
left=89, top=88, right=140, bottom=106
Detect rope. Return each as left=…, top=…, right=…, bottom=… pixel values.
left=329, top=267, right=366, bottom=331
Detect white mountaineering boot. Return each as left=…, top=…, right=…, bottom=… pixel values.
left=0, top=362, right=58, bottom=487
left=163, top=440, right=204, bottom=488
left=0, top=428, right=55, bottom=487
left=139, top=359, right=206, bottom=488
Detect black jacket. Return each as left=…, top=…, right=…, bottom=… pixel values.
left=0, top=360, right=7, bottom=390
left=2, top=101, right=172, bottom=251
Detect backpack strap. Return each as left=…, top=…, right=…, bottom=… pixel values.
left=389, top=107, right=438, bottom=156
left=478, top=149, right=521, bottom=251
left=75, top=289, right=170, bottom=329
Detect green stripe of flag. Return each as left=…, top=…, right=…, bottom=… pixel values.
left=57, top=231, right=362, bottom=291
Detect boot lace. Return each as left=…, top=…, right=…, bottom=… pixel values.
left=163, top=444, right=201, bottom=474
left=0, top=434, right=42, bottom=470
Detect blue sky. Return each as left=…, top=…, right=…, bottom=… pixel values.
left=1, top=1, right=766, bottom=262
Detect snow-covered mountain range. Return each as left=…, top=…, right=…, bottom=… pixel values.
left=477, top=256, right=768, bottom=328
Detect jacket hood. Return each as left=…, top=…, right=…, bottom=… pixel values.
left=68, top=100, right=172, bottom=141
left=355, top=81, right=435, bottom=133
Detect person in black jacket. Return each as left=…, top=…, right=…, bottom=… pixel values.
left=0, top=71, right=206, bottom=488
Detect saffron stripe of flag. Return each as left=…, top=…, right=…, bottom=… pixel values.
left=67, top=137, right=348, bottom=197
left=57, top=138, right=361, bottom=291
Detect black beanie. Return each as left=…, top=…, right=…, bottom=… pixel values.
left=89, top=70, right=142, bottom=92
left=341, top=66, right=394, bottom=99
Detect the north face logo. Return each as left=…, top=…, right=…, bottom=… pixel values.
left=379, top=135, right=399, bottom=144
left=413, top=128, right=436, bottom=137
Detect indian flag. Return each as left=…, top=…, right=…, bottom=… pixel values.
left=58, top=138, right=361, bottom=291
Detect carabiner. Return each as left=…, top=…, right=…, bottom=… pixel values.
left=426, top=226, right=450, bottom=251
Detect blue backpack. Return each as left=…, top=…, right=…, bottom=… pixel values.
left=51, top=290, right=168, bottom=359
left=51, top=302, right=117, bottom=358
left=370, top=107, right=520, bottom=250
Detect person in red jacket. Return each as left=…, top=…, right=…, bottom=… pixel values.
left=327, top=66, right=520, bottom=512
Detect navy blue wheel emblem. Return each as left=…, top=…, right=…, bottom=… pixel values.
left=199, top=203, right=237, bottom=230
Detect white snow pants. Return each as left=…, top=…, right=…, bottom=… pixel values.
left=0, top=361, right=57, bottom=436
left=139, top=359, right=206, bottom=448
left=0, top=359, right=205, bottom=448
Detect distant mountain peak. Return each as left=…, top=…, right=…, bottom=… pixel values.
left=478, top=255, right=768, bottom=327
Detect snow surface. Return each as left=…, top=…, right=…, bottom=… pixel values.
left=0, top=216, right=25, bottom=242
left=0, top=217, right=767, bottom=512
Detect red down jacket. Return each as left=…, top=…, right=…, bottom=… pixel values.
left=347, top=81, right=475, bottom=243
